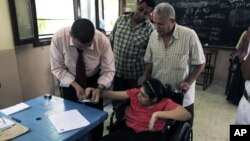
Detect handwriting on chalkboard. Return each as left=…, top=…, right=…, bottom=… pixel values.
left=155, top=0, right=250, bottom=49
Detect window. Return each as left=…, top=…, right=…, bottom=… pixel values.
left=103, top=0, right=119, bottom=33
left=80, top=0, right=96, bottom=27
left=8, top=0, right=119, bottom=47
left=8, top=0, right=35, bottom=45
left=35, top=0, right=74, bottom=39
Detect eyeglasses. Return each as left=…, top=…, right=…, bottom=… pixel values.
left=145, top=80, right=157, bottom=97
left=140, top=90, right=149, bottom=98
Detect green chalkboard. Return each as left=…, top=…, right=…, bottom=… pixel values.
left=155, top=0, right=250, bottom=49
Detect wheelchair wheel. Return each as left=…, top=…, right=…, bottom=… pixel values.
left=170, top=122, right=193, bottom=141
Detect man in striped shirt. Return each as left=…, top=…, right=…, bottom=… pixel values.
left=138, top=3, right=206, bottom=126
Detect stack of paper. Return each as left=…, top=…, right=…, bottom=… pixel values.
left=0, top=103, right=30, bottom=116
left=0, top=119, right=29, bottom=140
left=48, top=109, right=90, bottom=133
left=0, top=116, right=15, bottom=131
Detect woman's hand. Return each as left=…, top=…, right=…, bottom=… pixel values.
left=84, top=87, right=101, bottom=103
left=149, top=112, right=159, bottom=131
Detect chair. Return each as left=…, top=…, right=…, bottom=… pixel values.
left=197, top=49, right=218, bottom=90
left=107, top=90, right=193, bottom=141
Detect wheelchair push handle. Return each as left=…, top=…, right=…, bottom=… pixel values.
left=174, top=89, right=186, bottom=94
left=172, top=89, right=186, bottom=105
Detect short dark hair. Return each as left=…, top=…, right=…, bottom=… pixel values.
left=71, top=18, right=95, bottom=44
left=139, top=0, right=156, bottom=10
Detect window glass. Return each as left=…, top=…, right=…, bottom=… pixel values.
left=35, top=0, right=74, bottom=38
left=125, top=0, right=137, bottom=12
left=80, top=0, right=96, bottom=27
left=15, top=0, right=34, bottom=39
left=103, top=0, right=119, bottom=32
left=98, top=0, right=105, bottom=29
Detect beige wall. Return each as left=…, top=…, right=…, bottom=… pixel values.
left=0, top=0, right=23, bottom=108
left=0, top=0, right=55, bottom=108
left=0, top=50, right=23, bottom=108
left=15, top=44, right=54, bottom=100
left=0, top=0, right=14, bottom=50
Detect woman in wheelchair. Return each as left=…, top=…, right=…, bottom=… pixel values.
left=85, top=78, right=191, bottom=141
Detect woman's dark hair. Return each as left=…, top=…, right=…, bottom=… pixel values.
left=142, top=78, right=173, bottom=103
left=139, top=0, right=156, bottom=10
left=71, top=18, right=95, bottom=44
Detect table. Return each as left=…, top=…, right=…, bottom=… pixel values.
left=6, top=95, right=107, bottom=141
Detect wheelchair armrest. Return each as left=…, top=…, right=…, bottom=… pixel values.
left=113, top=99, right=130, bottom=110
left=108, top=99, right=130, bottom=133
left=164, top=119, right=177, bottom=130
left=107, top=118, right=126, bottom=133
left=162, top=119, right=178, bottom=140
left=163, top=120, right=193, bottom=141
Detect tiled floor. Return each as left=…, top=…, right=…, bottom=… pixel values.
left=103, top=82, right=238, bottom=141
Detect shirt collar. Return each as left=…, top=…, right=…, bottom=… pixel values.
left=157, top=23, right=179, bottom=40
left=125, top=12, right=148, bottom=28
left=69, top=37, right=94, bottom=51
left=172, top=23, right=180, bottom=40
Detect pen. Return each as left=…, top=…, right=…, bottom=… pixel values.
left=0, top=115, right=6, bottom=124
left=11, top=117, right=21, bottom=123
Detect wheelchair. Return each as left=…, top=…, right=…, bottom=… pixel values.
left=107, top=90, right=193, bottom=141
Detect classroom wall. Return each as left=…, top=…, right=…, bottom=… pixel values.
left=0, top=0, right=14, bottom=51
left=0, top=0, right=234, bottom=108
left=15, top=44, right=55, bottom=101
left=0, top=0, right=55, bottom=108
left=0, top=0, right=23, bottom=108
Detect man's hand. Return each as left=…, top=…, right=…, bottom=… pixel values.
left=178, top=82, right=191, bottom=93
left=84, top=87, right=101, bottom=103
left=237, top=51, right=247, bottom=62
left=138, top=74, right=147, bottom=86
left=71, top=81, right=85, bottom=100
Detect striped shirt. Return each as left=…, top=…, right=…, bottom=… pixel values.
left=110, top=13, right=154, bottom=79
left=144, top=24, right=205, bottom=106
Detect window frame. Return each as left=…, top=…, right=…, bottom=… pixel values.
left=8, top=0, right=36, bottom=46
left=8, top=0, right=107, bottom=47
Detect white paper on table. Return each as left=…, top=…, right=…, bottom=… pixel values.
left=0, top=103, right=30, bottom=116
left=48, top=109, right=90, bottom=133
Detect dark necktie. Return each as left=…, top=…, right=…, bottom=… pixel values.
left=75, top=48, right=87, bottom=88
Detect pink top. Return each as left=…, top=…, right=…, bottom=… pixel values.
left=125, top=88, right=179, bottom=133
left=50, top=27, right=115, bottom=88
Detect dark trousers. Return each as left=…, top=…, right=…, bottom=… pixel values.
left=60, top=72, right=103, bottom=141
left=112, top=76, right=139, bottom=121
left=226, top=56, right=245, bottom=105
left=184, top=104, right=194, bottom=127
left=100, top=127, right=163, bottom=141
